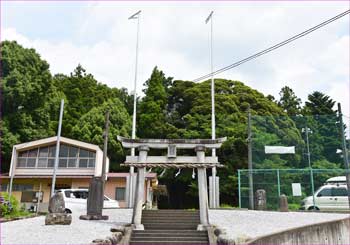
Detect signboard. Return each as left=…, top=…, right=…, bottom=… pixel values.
left=265, top=146, right=295, bottom=154
left=292, top=183, right=302, bottom=196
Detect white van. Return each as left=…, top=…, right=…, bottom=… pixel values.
left=301, top=184, right=349, bottom=211
left=56, top=189, right=119, bottom=214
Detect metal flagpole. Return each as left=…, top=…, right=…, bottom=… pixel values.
left=51, top=99, right=64, bottom=197
left=128, top=10, right=141, bottom=208
left=206, top=10, right=217, bottom=208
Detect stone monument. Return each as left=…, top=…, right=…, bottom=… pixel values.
left=45, top=192, right=72, bottom=225
left=279, top=194, right=289, bottom=212
left=80, top=177, right=108, bottom=220
left=255, top=189, right=267, bottom=210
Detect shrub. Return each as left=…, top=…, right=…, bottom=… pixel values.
left=288, top=203, right=301, bottom=211
left=0, top=193, right=20, bottom=217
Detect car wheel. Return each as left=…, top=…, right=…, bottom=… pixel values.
left=307, top=206, right=319, bottom=211
left=64, top=208, right=72, bottom=214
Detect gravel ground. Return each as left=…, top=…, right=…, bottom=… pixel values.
left=209, top=209, right=350, bottom=241
left=0, top=209, right=133, bottom=245
left=1, top=209, right=349, bottom=244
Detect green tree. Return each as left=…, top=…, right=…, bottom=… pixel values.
left=1, top=41, right=61, bottom=171
left=138, top=67, right=175, bottom=138
left=278, top=86, right=302, bottom=116
left=53, top=65, right=132, bottom=136
left=302, top=91, right=341, bottom=165
left=71, top=98, right=131, bottom=171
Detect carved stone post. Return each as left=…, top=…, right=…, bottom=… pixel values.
left=195, top=146, right=209, bottom=229
left=132, top=145, right=149, bottom=230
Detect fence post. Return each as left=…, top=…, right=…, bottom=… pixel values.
left=277, top=169, right=281, bottom=197
left=238, top=170, right=241, bottom=209
left=310, top=168, right=316, bottom=209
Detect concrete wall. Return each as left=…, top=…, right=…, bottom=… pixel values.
left=104, top=177, right=127, bottom=208
left=247, top=217, right=350, bottom=245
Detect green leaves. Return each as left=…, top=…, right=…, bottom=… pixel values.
left=71, top=99, right=131, bottom=170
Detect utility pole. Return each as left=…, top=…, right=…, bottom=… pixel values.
left=51, top=99, right=64, bottom=197
left=303, top=125, right=316, bottom=209
left=128, top=10, right=141, bottom=208
left=247, top=106, right=254, bottom=210
left=338, top=103, right=350, bottom=208
left=102, top=110, right=110, bottom=183
left=80, top=110, right=109, bottom=220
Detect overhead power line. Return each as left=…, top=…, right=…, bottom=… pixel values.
left=192, top=9, right=350, bottom=83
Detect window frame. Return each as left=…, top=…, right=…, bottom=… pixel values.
left=16, top=144, right=96, bottom=169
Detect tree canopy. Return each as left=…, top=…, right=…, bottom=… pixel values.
left=1, top=41, right=346, bottom=207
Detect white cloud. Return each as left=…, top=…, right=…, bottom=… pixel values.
left=2, top=1, right=349, bottom=131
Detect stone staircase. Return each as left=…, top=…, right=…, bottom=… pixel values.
left=130, top=210, right=209, bottom=244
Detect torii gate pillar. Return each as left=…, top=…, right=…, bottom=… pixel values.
left=132, top=145, right=149, bottom=230
left=196, top=146, right=209, bottom=229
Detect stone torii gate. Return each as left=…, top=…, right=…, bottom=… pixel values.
left=117, top=136, right=226, bottom=230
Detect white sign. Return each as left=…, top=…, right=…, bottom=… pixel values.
left=292, top=183, right=302, bottom=196
left=35, top=192, right=43, bottom=199
left=265, top=146, right=295, bottom=154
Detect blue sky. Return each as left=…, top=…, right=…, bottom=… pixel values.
left=2, top=1, right=350, bottom=133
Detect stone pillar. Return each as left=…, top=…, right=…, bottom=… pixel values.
left=279, top=194, right=289, bottom=212
left=255, top=189, right=266, bottom=210
left=80, top=177, right=108, bottom=220
left=132, top=145, right=149, bottom=230
left=196, top=146, right=209, bottom=230
left=146, top=179, right=152, bottom=209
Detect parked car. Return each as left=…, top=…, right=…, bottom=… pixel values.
left=56, top=189, right=119, bottom=214
left=301, top=184, right=349, bottom=211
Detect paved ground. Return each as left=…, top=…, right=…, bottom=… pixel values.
left=209, top=209, right=350, bottom=241
left=0, top=209, right=132, bottom=245
left=1, top=209, right=349, bottom=244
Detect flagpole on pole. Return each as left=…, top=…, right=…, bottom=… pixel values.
left=128, top=10, right=141, bottom=208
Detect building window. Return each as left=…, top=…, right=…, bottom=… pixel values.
left=0, top=184, right=8, bottom=192
left=13, top=184, right=33, bottom=191
left=115, top=187, right=126, bottom=201
left=17, top=143, right=96, bottom=169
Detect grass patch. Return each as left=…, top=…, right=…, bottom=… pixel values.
left=3, top=210, right=33, bottom=220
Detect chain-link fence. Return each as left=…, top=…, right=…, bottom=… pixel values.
left=238, top=113, right=349, bottom=210
left=251, top=114, right=348, bottom=170
left=238, top=168, right=348, bottom=210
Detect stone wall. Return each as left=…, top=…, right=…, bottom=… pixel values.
left=247, top=217, right=350, bottom=245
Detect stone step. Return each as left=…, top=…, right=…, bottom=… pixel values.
left=133, top=230, right=207, bottom=234
left=130, top=241, right=209, bottom=244
left=143, top=209, right=199, bottom=212
left=132, top=232, right=207, bottom=238
left=131, top=237, right=209, bottom=242
left=142, top=213, right=200, bottom=216
left=143, top=224, right=198, bottom=230
left=142, top=222, right=199, bottom=226
left=133, top=210, right=207, bottom=244
left=142, top=211, right=199, bottom=215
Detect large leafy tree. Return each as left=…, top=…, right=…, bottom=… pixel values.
left=1, top=41, right=62, bottom=171
left=161, top=78, right=303, bottom=205
left=53, top=65, right=132, bottom=136
left=137, top=67, right=175, bottom=138
left=302, top=91, right=342, bottom=165
left=71, top=98, right=131, bottom=171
